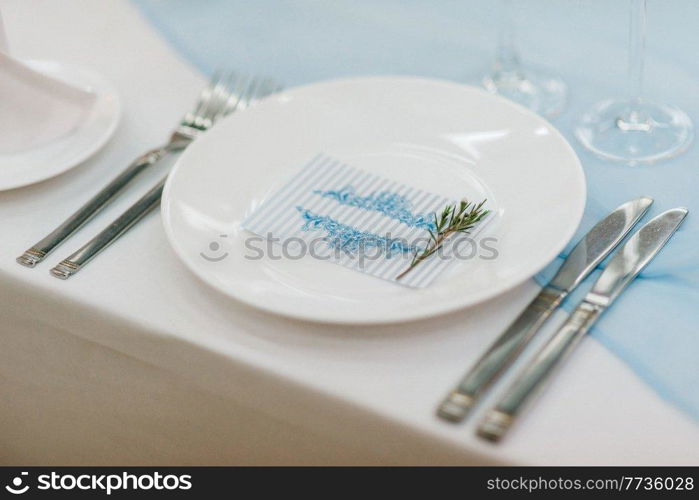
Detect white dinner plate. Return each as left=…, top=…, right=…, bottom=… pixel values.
left=162, top=77, right=585, bottom=324
left=0, top=60, right=121, bottom=191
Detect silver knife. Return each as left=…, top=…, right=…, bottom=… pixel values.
left=437, top=197, right=654, bottom=422
left=477, top=207, right=688, bottom=442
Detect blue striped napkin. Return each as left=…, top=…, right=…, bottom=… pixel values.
left=242, top=154, right=490, bottom=288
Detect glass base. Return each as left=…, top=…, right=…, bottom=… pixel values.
left=575, top=99, right=693, bottom=165
left=482, top=68, right=567, bottom=118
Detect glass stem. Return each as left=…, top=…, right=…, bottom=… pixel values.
left=492, top=0, right=523, bottom=82
left=618, top=0, right=651, bottom=130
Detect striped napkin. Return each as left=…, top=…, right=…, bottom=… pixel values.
left=242, top=154, right=490, bottom=288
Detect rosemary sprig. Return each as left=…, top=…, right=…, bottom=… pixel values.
left=396, top=199, right=489, bottom=280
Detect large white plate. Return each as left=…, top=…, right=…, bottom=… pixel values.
left=162, top=77, right=585, bottom=324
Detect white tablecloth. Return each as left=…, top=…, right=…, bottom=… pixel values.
left=1, top=0, right=697, bottom=465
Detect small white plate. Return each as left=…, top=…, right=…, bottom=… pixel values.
left=0, top=60, right=121, bottom=191
left=162, top=77, right=585, bottom=324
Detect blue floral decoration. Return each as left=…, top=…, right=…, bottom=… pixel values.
left=313, top=185, right=436, bottom=231
left=296, top=207, right=420, bottom=257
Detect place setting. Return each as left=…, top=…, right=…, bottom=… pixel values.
left=13, top=62, right=689, bottom=439
left=3, top=0, right=698, bottom=468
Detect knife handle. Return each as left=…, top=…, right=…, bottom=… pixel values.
left=437, top=285, right=567, bottom=422
left=477, top=301, right=601, bottom=442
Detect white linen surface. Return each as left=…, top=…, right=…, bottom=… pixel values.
left=0, top=0, right=697, bottom=465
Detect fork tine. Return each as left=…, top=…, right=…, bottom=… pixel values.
left=189, top=74, right=220, bottom=129
left=223, top=73, right=250, bottom=115
left=243, top=76, right=275, bottom=107
left=205, top=71, right=244, bottom=123
left=196, top=72, right=231, bottom=128
left=192, top=71, right=283, bottom=129
left=226, top=75, right=281, bottom=117
left=189, top=71, right=222, bottom=126
left=237, top=77, right=262, bottom=110
left=225, top=72, right=249, bottom=112
left=251, top=78, right=272, bottom=101
left=243, top=76, right=262, bottom=102
left=218, top=74, right=252, bottom=117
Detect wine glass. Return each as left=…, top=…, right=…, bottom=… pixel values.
left=575, top=0, right=693, bottom=165
left=482, top=0, right=567, bottom=118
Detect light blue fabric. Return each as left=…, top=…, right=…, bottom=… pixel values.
left=132, top=0, right=699, bottom=420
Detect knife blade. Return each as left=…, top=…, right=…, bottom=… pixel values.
left=437, top=196, right=654, bottom=422
left=477, top=208, right=688, bottom=442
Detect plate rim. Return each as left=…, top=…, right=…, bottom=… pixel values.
left=162, top=75, right=586, bottom=325
left=0, top=59, right=121, bottom=191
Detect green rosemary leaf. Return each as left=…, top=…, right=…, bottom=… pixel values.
left=396, top=198, right=489, bottom=281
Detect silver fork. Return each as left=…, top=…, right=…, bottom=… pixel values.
left=16, top=72, right=276, bottom=268
left=49, top=75, right=281, bottom=279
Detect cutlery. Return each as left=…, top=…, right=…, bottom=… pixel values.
left=477, top=207, right=688, bottom=441
left=49, top=75, right=280, bottom=279
left=437, top=197, right=653, bottom=422
left=16, top=72, right=267, bottom=268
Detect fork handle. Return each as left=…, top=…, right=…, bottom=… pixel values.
left=16, top=146, right=169, bottom=268
left=50, top=177, right=166, bottom=279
